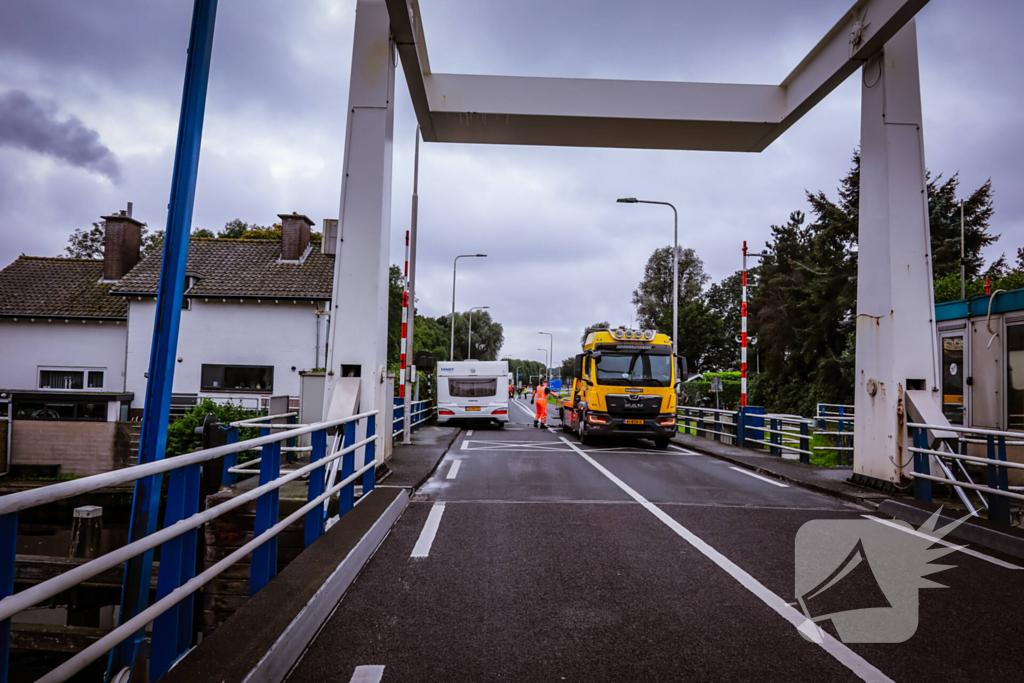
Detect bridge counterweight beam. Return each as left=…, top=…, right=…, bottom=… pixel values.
left=323, top=0, right=396, bottom=464
left=854, top=19, right=940, bottom=484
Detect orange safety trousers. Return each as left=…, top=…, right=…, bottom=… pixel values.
left=535, top=391, right=548, bottom=421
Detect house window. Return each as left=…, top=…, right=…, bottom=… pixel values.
left=201, top=364, right=274, bottom=392
left=38, top=368, right=104, bottom=391
left=14, top=400, right=106, bottom=421
left=1008, top=324, right=1024, bottom=430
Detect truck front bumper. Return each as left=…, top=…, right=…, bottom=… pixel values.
left=583, top=411, right=677, bottom=438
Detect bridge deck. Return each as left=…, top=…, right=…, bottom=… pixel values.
left=288, top=400, right=1024, bottom=682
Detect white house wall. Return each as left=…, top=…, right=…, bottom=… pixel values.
left=0, top=319, right=128, bottom=392
left=125, top=298, right=326, bottom=408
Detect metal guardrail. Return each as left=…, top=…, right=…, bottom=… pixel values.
left=908, top=421, right=1022, bottom=525
left=678, top=407, right=737, bottom=444
left=392, top=400, right=435, bottom=438
left=0, top=410, right=381, bottom=682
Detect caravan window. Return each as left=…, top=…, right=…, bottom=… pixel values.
left=448, top=378, right=497, bottom=397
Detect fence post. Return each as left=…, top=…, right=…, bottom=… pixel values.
left=151, top=463, right=201, bottom=679
left=736, top=408, right=745, bottom=447
left=221, top=426, right=239, bottom=486
left=697, top=410, right=705, bottom=438
left=912, top=428, right=932, bottom=503
left=0, top=513, right=17, bottom=683
left=714, top=412, right=721, bottom=442
left=364, top=415, right=377, bottom=495
left=769, top=419, right=780, bottom=457
left=304, top=429, right=328, bottom=548
left=987, top=435, right=1011, bottom=525
left=250, top=429, right=281, bottom=596
left=286, top=414, right=297, bottom=464
left=338, top=421, right=357, bottom=517
left=799, top=422, right=810, bottom=464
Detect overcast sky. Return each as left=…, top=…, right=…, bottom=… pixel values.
left=1, top=0, right=1021, bottom=366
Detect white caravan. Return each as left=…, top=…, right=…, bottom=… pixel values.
left=436, top=360, right=509, bottom=426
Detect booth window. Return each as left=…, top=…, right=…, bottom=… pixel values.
left=1008, top=325, right=1024, bottom=430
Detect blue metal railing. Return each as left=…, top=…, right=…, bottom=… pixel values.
left=392, top=399, right=435, bottom=438
left=0, top=410, right=379, bottom=682
left=908, top=422, right=1024, bottom=526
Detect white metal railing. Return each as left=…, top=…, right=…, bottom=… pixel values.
left=392, top=400, right=435, bottom=438
left=0, top=410, right=381, bottom=682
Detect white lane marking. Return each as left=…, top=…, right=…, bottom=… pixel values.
left=447, top=459, right=462, bottom=480
left=349, top=665, right=385, bottom=683
left=460, top=438, right=469, bottom=451
left=467, top=430, right=474, bottom=436
left=559, top=436, right=893, bottom=683
left=863, top=515, right=1021, bottom=570
left=669, top=444, right=699, bottom=455
left=510, top=398, right=536, bottom=419
left=411, top=503, right=446, bottom=558
left=729, top=466, right=789, bottom=488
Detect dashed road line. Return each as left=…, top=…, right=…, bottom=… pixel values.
left=863, top=515, right=1021, bottom=570
left=446, top=460, right=462, bottom=480
left=460, top=438, right=469, bottom=451
left=467, top=429, right=474, bottom=436
left=349, top=665, right=385, bottom=683
left=559, top=435, right=893, bottom=683
left=729, top=466, right=789, bottom=488
left=411, top=503, right=446, bottom=558
left=669, top=444, right=699, bottom=455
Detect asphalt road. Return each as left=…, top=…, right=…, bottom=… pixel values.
left=287, top=399, right=1024, bottom=683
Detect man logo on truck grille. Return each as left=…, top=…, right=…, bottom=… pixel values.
left=794, top=509, right=968, bottom=643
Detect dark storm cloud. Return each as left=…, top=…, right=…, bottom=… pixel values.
left=0, top=90, right=122, bottom=182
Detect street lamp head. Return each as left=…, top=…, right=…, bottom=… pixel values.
left=475, top=253, right=487, bottom=258
left=616, top=197, right=638, bottom=203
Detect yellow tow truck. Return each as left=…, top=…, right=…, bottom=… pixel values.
left=559, top=327, right=687, bottom=449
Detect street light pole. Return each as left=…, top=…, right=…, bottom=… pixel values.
left=450, top=254, right=487, bottom=360
left=538, top=331, right=553, bottom=382
left=537, top=349, right=548, bottom=382
left=468, top=306, right=489, bottom=359
left=617, top=198, right=678, bottom=356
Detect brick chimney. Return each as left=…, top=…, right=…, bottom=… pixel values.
left=278, top=212, right=313, bottom=261
left=101, top=205, right=144, bottom=280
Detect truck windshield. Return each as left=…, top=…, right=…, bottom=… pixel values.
left=594, top=353, right=672, bottom=387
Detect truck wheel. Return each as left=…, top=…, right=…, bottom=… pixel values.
left=654, top=437, right=670, bottom=450
left=580, top=421, right=595, bottom=446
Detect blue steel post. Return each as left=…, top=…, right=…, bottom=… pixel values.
left=736, top=408, right=744, bottom=447
left=0, top=513, right=17, bottom=683
left=221, top=426, right=238, bottom=486
left=363, top=416, right=377, bottom=495
left=769, top=419, right=780, bottom=457
left=304, top=430, right=328, bottom=548
left=912, top=428, right=932, bottom=503
left=713, top=412, right=720, bottom=442
left=338, top=422, right=356, bottom=516
left=986, top=435, right=1010, bottom=525
left=250, top=429, right=281, bottom=596
left=150, top=463, right=201, bottom=679
left=109, top=0, right=218, bottom=677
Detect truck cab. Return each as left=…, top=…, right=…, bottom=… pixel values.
left=559, top=328, right=685, bottom=449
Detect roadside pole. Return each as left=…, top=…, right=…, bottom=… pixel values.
left=403, top=125, right=420, bottom=445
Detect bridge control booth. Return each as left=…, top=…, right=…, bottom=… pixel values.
left=935, top=287, right=1024, bottom=482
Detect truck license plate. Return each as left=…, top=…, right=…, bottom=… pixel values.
left=466, top=406, right=481, bottom=411
left=625, top=419, right=644, bottom=425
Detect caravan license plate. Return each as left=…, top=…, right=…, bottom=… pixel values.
left=466, top=406, right=481, bottom=411
left=625, top=419, right=644, bottom=425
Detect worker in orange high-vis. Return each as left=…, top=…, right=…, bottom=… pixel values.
left=531, top=381, right=551, bottom=429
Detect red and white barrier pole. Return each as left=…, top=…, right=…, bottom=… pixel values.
left=741, top=241, right=748, bottom=408
left=399, top=229, right=410, bottom=399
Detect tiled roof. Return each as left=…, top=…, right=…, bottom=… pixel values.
left=0, top=257, right=128, bottom=318
left=111, top=238, right=333, bottom=299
